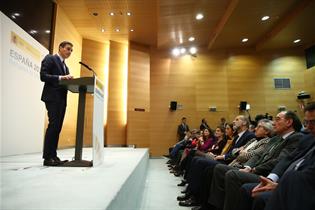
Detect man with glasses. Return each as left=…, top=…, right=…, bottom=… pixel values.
left=238, top=102, right=315, bottom=210
left=40, top=41, right=74, bottom=166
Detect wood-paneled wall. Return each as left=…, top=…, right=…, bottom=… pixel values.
left=51, top=5, right=82, bottom=148
left=80, top=39, right=109, bottom=146
left=149, top=49, right=309, bottom=156
left=127, top=43, right=150, bottom=148
left=106, top=41, right=129, bottom=145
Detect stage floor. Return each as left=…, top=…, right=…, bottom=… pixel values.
left=1, top=147, right=149, bottom=210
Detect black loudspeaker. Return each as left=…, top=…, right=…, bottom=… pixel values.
left=305, top=45, right=315, bottom=69
left=170, top=101, right=177, bottom=110
left=297, top=94, right=311, bottom=99
left=240, top=101, right=247, bottom=111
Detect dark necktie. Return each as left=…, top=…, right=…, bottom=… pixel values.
left=62, top=60, right=67, bottom=74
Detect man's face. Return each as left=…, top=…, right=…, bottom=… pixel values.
left=182, top=119, right=186, bottom=124
left=59, top=44, right=73, bottom=59
left=233, top=116, right=243, bottom=131
left=273, top=112, right=292, bottom=135
left=304, top=110, right=315, bottom=136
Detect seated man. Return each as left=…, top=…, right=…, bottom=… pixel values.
left=238, top=103, right=315, bottom=210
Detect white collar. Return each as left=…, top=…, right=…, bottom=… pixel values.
left=281, top=131, right=295, bottom=140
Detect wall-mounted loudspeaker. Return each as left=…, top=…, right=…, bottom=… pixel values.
left=240, top=101, right=247, bottom=111
left=170, top=101, right=177, bottom=110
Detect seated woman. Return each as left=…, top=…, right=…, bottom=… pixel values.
left=172, top=128, right=215, bottom=176
left=228, top=119, right=273, bottom=168
left=195, top=126, right=226, bottom=158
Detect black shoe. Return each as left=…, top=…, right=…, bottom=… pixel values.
left=174, top=170, right=183, bottom=177
left=178, top=197, right=199, bottom=207
left=191, top=206, right=202, bottom=210
left=181, top=188, right=188, bottom=194
left=178, top=180, right=187, bottom=186
left=53, top=157, right=68, bottom=164
left=43, top=158, right=59, bottom=166
left=177, top=193, right=191, bottom=201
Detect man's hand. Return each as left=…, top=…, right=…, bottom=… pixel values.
left=60, top=75, right=74, bottom=80
left=239, top=167, right=251, bottom=173
left=251, top=176, right=278, bottom=197
left=215, top=155, right=224, bottom=160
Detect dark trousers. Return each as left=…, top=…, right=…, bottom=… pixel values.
left=43, top=101, right=66, bottom=159
left=239, top=183, right=271, bottom=210
left=187, top=157, right=219, bottom=197
left=265, top=170, right=315, bottom=210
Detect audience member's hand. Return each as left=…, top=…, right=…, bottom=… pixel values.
left=61, top=75, right=74, bottom=80
left=251, top=176, right=278, bottom=197
left=239, top=167, right=251, bottom=173
left=215, top=155, right=224, bottom=160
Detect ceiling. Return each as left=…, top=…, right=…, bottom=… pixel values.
left=57, top=0, right=315, bottom=51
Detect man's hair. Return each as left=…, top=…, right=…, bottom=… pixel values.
left=304, top=102, right=315, bottom=112
left=239, top=115, right=250, bottom=128
left=258, top=119, right=273, bottom=134
left=284, top=111, right=302, bottom=132
left=59, top=41, right=73, bottom=48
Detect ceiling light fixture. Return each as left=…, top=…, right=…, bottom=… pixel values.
left=242, top=38, right=249, bottom=42
left=188, top=37, right=195, bottom=42
left=115, top=28, right=120, bottom=32
left=109, top=12, right=115, bottom=16
left=29, top=30, right=38, bottom=34
left=261, top=16, right=270, bottom=21
left=11, top=15, right=16, bottom=19
left=189, top=47, right=197, bottom=54
left=127, top=12, right=132, bottom=16
left=45, top=30, right=50, bottom=34
left=130, top=29, right=134, bottom=32
left=101, top=28, right=105, bottom=32
left=13, top=13, right=20, bottom=16
left=172, top=48, right=180, bottom=57
left=196, top=13, right=204, bottom=20
left=293, top=39, right=301, bottom=43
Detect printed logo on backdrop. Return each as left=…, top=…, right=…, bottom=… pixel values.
left=9, top=31, right=42, bottom=78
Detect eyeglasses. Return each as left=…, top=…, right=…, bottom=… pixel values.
left=303, top=120, right=315, bottom=126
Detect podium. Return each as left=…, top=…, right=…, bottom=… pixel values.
left=59, top=77, right=104, bottom=167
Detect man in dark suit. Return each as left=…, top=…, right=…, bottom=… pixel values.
left=40, top=41, right=74, bottom=166
left=238, top=103, right=315, bottom=210
left=177, top=117, right=190, bottom=141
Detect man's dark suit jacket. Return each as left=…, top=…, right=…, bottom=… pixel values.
left=224, top=130, right=256, bottom=162
left=245, top=132, right=303, bottom=176
left=271, top=133, right=315, bottom=177
left=40, top=54, right=69, bottom=103
left=177, top=123, right=189, bottom=141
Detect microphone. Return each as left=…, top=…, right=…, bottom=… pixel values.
left=79, top=61, right=97, bottom=76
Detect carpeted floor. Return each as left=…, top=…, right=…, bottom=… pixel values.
left=139, top=158, right=191, bottom=210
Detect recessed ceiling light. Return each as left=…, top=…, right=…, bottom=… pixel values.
left=261, top=16, right=270, bottom=21
left=29, top=30, right=38, bottom=34
left=196, top=13, right=204, bottom=20
left=109, top=12, right=115, bottom=16
left=11, top=15, right=16, bottom=19
left=13, top=13, right=20, bottom=16
left=127, top=12, right=132, bottom=16
left=242, top=38, right=249, bottom=42
left=189, top=47, right=197, bottom=54
left=130, top=29, right=134, bottom=32
left=101, top=28, right=105, bottom=32
left=45, top=30, right=50, bottom=34
left=188, top=37, right=195, bottom=42
left=180, top=48, right=186, bottom=54
left=293, top=39, right=301, bottom=43
left=115, top=28, right=120, bottom=32
left=172, top=48, right=180, bottom=57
